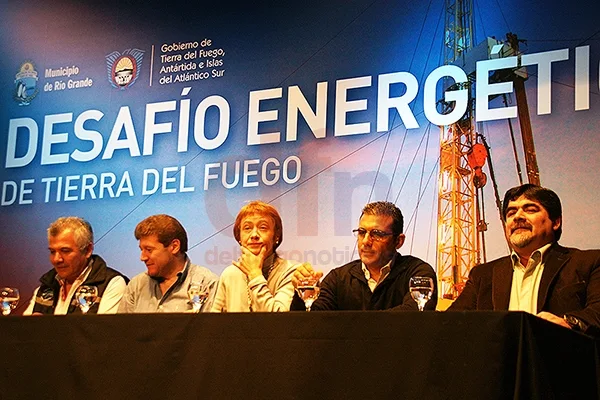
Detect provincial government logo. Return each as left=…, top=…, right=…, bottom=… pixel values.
left=14, top=61, right=39, bottom=105
left=106, top=48, right=145, bottom=89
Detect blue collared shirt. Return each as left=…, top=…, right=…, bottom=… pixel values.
left=118, top=258, right=219, bottom=313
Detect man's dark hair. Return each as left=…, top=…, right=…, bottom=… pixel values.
left=361, top=201, right=404, bottom=236
left=502, top=184, right=562, bottom=240
left=135, top=214, right=188, bottom=253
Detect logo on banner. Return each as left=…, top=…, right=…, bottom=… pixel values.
left=13, top=61, right=39, bottom=105
left=105, top=48, right=145, bottom=89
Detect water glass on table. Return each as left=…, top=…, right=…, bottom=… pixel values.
left=409, top=276, right=434, bottom=311
left=188, top=279, right=215, bottom=313
left=0, top=287, right=19, bottom=316
left=75, top=285, right=98, bottom=314
left=296, top=276, right=320, bottom=312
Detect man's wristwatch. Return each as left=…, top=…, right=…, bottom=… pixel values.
left=563, top=314, right=586, bottom=332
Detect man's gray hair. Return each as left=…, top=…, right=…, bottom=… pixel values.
left=47, top=216, right=94, bottom=252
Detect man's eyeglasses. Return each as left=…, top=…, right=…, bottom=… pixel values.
left=352, top=228, right=395, bottom=242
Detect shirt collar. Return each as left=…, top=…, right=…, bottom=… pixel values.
left=510, top=242, right=552, bottom=270
left=154, top=257, right=190, bottom=304
left=361, top=252, right=396, bottom=280
left=55, top=258, right=93, bottom=287
left=178, top=257, right=190, bottom=280
left=148, top=256, right=189, bottom=283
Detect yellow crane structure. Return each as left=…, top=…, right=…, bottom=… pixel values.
left=437, top=0, right=480, bottom=299
left=436, top=1, right=539, bottom=300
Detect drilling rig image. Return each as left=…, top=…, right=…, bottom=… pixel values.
left=436, top=0, right=539, bottom=301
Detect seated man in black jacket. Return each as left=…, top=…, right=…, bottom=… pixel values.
left=24, top=216, right=127, bottom=315
left=290, top=201, right=437, bottom=311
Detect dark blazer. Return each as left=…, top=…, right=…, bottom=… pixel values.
left=449, top=243, right=600, bottom=336
left=290, top=253, right=438, bottom=311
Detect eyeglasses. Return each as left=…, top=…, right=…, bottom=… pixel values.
left=352, top=228, right=395, bottom=242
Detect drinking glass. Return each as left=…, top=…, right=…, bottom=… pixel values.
left=75, top=285, right=98, bottom=314
left=188, top=279, right=215, bottom=313
left=0, top=287, right=20, bottom=316
left=295, top=276, right=320, bottom=311
left=409, top=276, right=434, bottom=311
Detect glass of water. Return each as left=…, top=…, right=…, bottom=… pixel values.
left=409, top=276, right=434, bottom=311
left=295, top=276, right=320, bottom=312
left=75, top=285, right=98, bottom=314
left=188, top=279, right=215, bottom=313
left=0, top=287, right=20, bottom=316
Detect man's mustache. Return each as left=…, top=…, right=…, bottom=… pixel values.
left=511, top=222, right=532, bottom=233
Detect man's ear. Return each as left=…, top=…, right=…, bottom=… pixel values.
left=395, top=234, right=406, bottom=250
left=552, top=217, right=562, bottom=232
left=170, top=239, right=181, bottom=254
left=84, top=242, right=94, bottom=259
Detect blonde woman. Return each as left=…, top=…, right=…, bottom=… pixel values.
left=211, top=201, right=300, bottom=312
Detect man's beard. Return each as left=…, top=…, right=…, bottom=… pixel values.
left=508, top=221, right=535, bottom=249
left=509, top=230, right=534, bottom=249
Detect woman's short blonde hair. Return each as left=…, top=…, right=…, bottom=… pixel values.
left=233, top=201, right=283, bottom=250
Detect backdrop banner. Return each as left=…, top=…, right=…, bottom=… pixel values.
left=1, top=0, right=599, bottom=304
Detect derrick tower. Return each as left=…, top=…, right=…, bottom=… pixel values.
left=436, top=0, right=479, bottom=299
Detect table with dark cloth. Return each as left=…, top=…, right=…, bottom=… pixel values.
left=1, top=311, right=598, bottom=399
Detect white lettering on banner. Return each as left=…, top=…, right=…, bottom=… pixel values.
left=476, top=56, right=519, bottom=121
left=67, top=78, right=93, bottom=89
left=198, top=48, right=225, bottom=58
left=72, top=110, right=104, bottom=162
left=40, top=171, right=133, bottom=203
left=102, top=106, right=141, bottom=160
left=377, top=71, right=419, bottom=130
left=575, top=46, right=589, bottom=111
left=173, top=71, right=210, bottom=82
left=334, top=76, right=372, bottom=137
left=45, top=65, right=80, bottom=78
left=0, top=163, right=208, bottom=206
left=3, top=46, right=595, bottom=169
left=178, top=87, right=192, bottom=152
left=286, top=82, right=328, bottom=142
left=161, top=54, right=183, bottom=63
left=143, top=101, right=177, bottom=156
left=161, top=41, right=200, bottom=53
left=5, top=118, right=38, bottom=168
left=203, top=156, right=301, bottom=190
left=41, top=113, right=72, bottom=165
left=141, top=166, right=195, bottom=195
left=4, top=88, right=231, bottom=168
left=1, top=179, right=34, bottom=206
left=521, top=49, right=569, bottom=115
left=247, top=87, right=283, bottom=145
left=476, top=47, right=572, bottom=121
left=193, top=95, right=230, bottom=150
left=423, top=65, right=469, bottom=126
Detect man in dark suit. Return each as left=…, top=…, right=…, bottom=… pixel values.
left=290, top=201, right=438, bottom=311
left=450, top=184, right=600, bottom=336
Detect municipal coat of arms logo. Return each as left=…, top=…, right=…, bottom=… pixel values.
left=14, top=61, right=39, bottom=105
left=106, top=48, right=145, bottom=89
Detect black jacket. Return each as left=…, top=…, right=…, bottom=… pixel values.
left=291, top=253, right=437, bottom=311
left=449, top=243, right=600, bottom=336
left=32, top=254, right=128, bottom=315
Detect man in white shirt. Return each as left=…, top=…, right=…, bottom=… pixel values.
left=450, top=184, right=600, bottom=336
left=25, top=216, right=128, bottom=315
